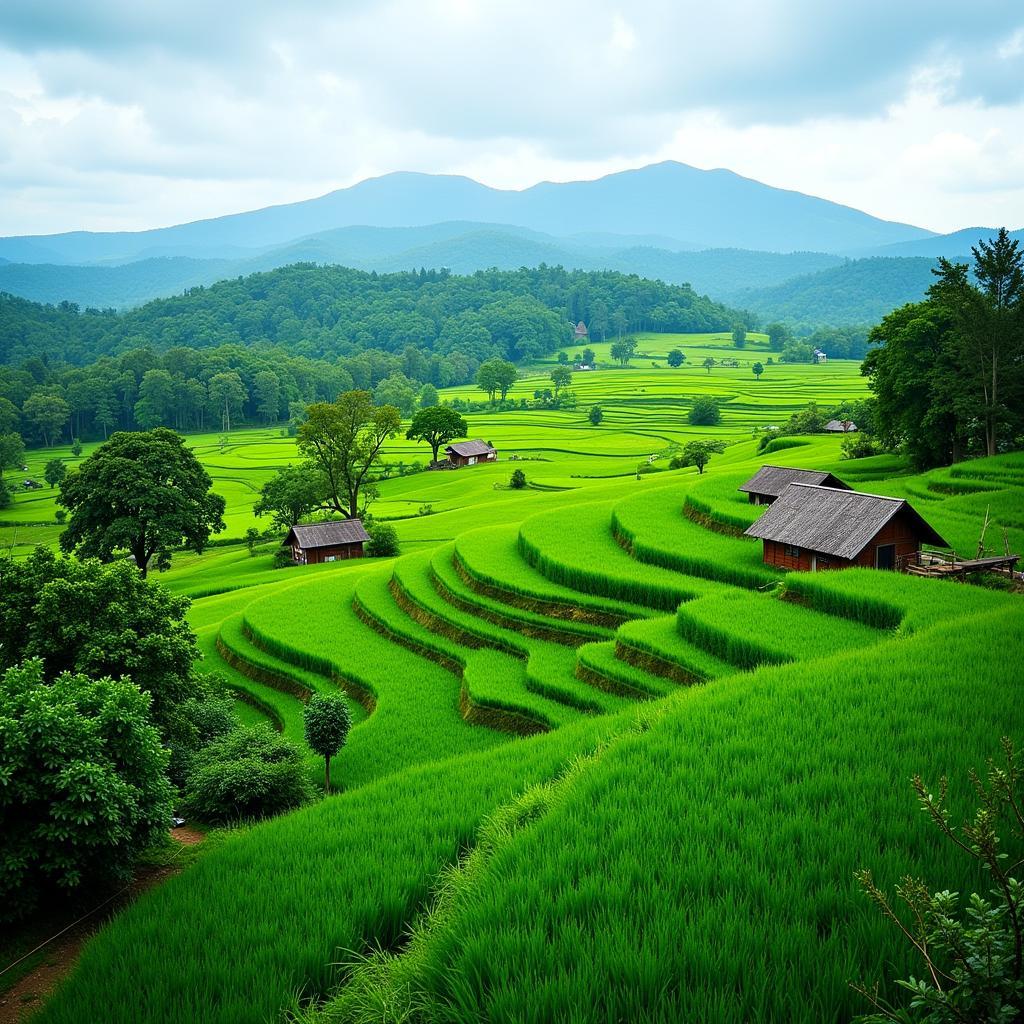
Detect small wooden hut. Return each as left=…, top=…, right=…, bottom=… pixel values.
left=738, top=465, right=848, bottom=505
left=445, top=439, right=497, bottom=468
left=284, top=519, right=370, bottom=565
left=744, top=483, right=949, bottom=571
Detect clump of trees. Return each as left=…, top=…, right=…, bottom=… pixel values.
left=667, top=349, right=685, bottom=367
left=611, top=337, right=637, bottom=366
left=589, top=405, right=603, bottom=426
left=0, top=660, right=173, bottom=923
left=475, top=359, right=518, bottom=403
left=865, top=228, right=1023, bottom=467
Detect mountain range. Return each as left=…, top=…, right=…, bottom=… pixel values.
left=0, top=162, right=1019, bottom=325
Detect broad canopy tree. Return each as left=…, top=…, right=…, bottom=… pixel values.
left=57, top=428, right=226, bottom=577
left=253, top=463, right=328, bottom=530
left=296, top=391, right=401, bottom=520
left=406, top=405, right=468, bottom=465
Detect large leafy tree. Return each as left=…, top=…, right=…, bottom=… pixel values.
left=0, top=659, right=173, bottom=923
left=296, top=391, right=400, bottom=520
left=57, top=428, right=226, bottom=576
left=253, top=463, right=328, bottom=529
left=0, top=548, right=200, bottom=733
left=406, top=405, right=468, bottom=465
left=610, top=337, right=637, bottom=366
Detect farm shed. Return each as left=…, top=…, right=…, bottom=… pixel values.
left=744, top=483, right=949, bottom=571
left=738, top=465, right=848, bottom=505
left=824, top=419, right=858, bottom=433
left=284, top=519, right=370, bottom=565
left=445, top=439, right=497, bottom=468
left=574, top=321, right=588, bottom=339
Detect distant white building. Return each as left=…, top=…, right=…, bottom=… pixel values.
left=813, top=348, right=828, bottom=364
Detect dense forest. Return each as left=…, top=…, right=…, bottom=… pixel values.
left=731, top=257, right=936, bottom=330
left=0, top=263, right=735, bottom=366
left=0, top=263, right=736, bottom=446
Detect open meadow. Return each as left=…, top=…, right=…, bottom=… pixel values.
left=14, top=333, right=1024, bottom=1024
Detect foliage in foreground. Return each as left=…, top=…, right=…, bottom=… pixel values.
left=0, top=548, right=199, bottom=736
left=0, top=660, right=173, bottom=923
left=180, top=727, right=313, bottom=824
left=855, top=737, right=1024, bottom=1023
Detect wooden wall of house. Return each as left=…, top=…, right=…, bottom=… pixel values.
left=294, top=543, right=365, bottom=565
left=851, top=511, right=922, bottom=568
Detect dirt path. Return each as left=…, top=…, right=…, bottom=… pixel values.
left=0, top=829, right=205, bottom=1023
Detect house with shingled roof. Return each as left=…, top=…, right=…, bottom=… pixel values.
left=738, top=465, right=849, bottom=505
left=284, top=519, right=370, bottom=565
left=744, top=483, right=949, bottom=571
left=445, top=439, right=497, bottom=468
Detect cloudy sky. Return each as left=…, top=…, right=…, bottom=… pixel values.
left=1, top=1, right=1022, bottom=236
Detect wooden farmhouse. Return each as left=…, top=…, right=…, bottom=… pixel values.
left=738, top=465, right=848, bottom=505
left=744, top=483, right=949, bottom=571
left=284, top=519, right=370, bottom=565
left=574, top=321, right=588, bottom=339
left=445, top=439, right=497, bottom=468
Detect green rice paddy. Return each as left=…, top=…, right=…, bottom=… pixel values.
left=23, top=334, right=1024, bottom=1023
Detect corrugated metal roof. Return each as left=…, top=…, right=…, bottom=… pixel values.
left=285, top=519, right=370, bottom=549
left=738, top=465, right=847, bottom=497
left=446, top=439, right=495, bottom=457
left=824, top=420, right=858, bottom=432
left=744, top=483, right=949, bottom=559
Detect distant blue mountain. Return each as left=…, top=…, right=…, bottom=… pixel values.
left=0, top=162, right=933, bottom=265
left=866, top=226, right=1024, bottom=259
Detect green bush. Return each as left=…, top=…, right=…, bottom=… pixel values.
left=510, top=469, right=527, bottom=489
left=688, top=396, right=721, bottom=426
left=0, top=476, right=10, bottom=510
left=366, top=522, right=400, bottom=557
left=0, top=660, right=173, bottom=923
left=181, top=728, right=313, bottom=824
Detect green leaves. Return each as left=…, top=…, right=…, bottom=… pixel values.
left=57, top=427, right=225, bottom=575
left=0, top=660, right=172, bottom=923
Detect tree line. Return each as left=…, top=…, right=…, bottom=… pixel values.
left=0, top=263, right=737, bottom=448
left=864, top=229, right=1024, bottom=467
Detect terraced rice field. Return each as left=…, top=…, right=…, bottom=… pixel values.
left=34, top=410, right=1024, bottom=1023
left=0, top=332, right=869, bottom=555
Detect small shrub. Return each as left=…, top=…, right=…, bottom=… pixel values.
left=589, top=405, right=603, bottom=426
left=854, top=738, right=1024, bottom=1023
left=54, top=509, right=67, bottom=524
left=366, top=523, right=400, bottom=557
left=181, top=727, right=313, bottom=824
left=245, top=526, right=261, bottom=556
left=71, top=439, right=83, bottom=457
left=418, top=503, right=434, bottom=517
left=509, top=468, right=527, bottom=490
left=272, top=548, right=294, bottom=569
left=688, top=396, right=721, bottom=426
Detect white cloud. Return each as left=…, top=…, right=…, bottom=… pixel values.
left=0, top=2, right=1022, bottom=236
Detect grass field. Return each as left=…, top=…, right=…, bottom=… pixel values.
left=19, top=333, right=1024, bottom=1023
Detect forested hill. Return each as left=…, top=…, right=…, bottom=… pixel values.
left=0, top=262, right=736, bottom=368
left=729, top=256, right=937, bottom=328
